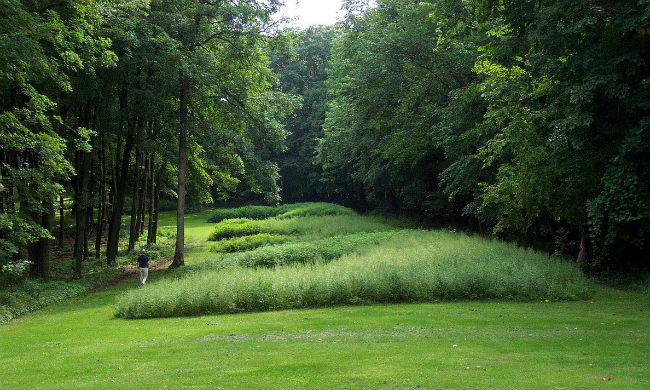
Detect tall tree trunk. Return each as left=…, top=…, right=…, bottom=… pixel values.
left=138, top=155, right=150, bottom=236
left=73, top=151, right=91, bottom=278
left=95, top=133, right=106, bottom=258
left=173, top=70, right=188, bottom=267
left=29, top=202, right=54, bottom=281
left=59, top=193, right=64, bottom=248
left=106, top=128, right=135, bottom=266
left=150, top=168, right=161, bottom=245
left=128, top=149, right=143, bottom=251
left=106, top=79, right=134, bottom=266
left=146, top=161, right=156, bottom=248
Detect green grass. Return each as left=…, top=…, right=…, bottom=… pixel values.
left=203, top=231, right=402, bottom=269
left=207, top=202, right=356, bottom=223
left=208, top=214, right=398, bottom=241
left=1, top=205, right=648, bottom=389
left=115, top=230, right=592, bottom=318
left=209, top=233, right=291, bottom=253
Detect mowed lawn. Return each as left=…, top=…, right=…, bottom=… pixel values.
left=0, top=211, right=647, bottom=390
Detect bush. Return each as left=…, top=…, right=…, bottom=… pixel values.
left=115, top=230, right=592, bottom=319
left=209, top=234, right=290, bottom=253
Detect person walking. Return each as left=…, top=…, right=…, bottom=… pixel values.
left=137, top=249, right=149, bottom=285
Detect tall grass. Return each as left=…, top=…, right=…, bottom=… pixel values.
left=207, top=203, right=355, bottom=223
left=115, top=230, right=592, bottom=318
left=208, top=214, right=398, bottom=241
left=209, top=233, right=290, bottom=253
left=205, top=231, right=402, bottom=268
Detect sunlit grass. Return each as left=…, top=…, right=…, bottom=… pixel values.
left=208, top=214, right=399, bottom=241
left=115, top=230, right=591, bottom=318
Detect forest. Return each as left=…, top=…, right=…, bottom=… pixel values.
left=2, top=0, right=648, bottom=286
left=1, top=0, right=648, bottom=388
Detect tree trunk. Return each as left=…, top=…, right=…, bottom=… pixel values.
left=95, top=133, right=106, bottom=258
left=138, top=155, right=150, bottom=236
left=577, top=235, right=588, bottom=266
left=59, top=193, right=64, bottom=248
left=73, top=151, right=91, bottom=278
left=106, top=128, right=135, bottom=266
left=150, top=168, right=161, bottom=245
left=28, top=202, right=54, bottom=281
left=128, top=149, right=143, bottom=251
left=146, top=161, right=156, bottom=248
left=173, top=70, right=188, bottom=267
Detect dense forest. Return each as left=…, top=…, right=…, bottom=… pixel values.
left=1, top=0, right=648, bottom=287
left=273, top=0, right=650, bottom=273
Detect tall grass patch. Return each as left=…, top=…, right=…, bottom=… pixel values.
left=209, top=234, right=290, bottom=253
left=115, top=231, right=592, bottom=318
left=207, top=203, right=355, bottom=223
left=208, top=214, right=397, bottom=241
left=204, top=231, right=402, bottom=269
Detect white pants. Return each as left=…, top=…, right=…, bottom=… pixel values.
left=139, top=267, right=149, bottom=285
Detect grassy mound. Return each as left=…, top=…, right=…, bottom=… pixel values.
left=207, top=203, right=356, bottom=223
left=208, top=214, right=397, bottom=241
left=115, top=230, right=591, bottom=318
left=209, top=233, right=290, bottom=253
left=205, top=231, right=401, bottom=268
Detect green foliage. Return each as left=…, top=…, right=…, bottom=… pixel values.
left=115, top=230, right=591, bottom=318
left=209, top=233, right=290, bottom=253
left=313, top=0, right=650, bottom=271
left=208, top=214, right=395, bottom=241
left=207, top=202, right=356, bottom=223
left=269, top=26, right=337, bottom=202
left=205, top=231, right=401, bottom=268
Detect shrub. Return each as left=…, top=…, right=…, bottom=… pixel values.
left=115, top=230, right=592, bottom=319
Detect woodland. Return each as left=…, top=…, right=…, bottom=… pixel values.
left=1, top=0, right=649, bottom=306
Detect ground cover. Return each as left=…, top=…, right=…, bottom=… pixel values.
left=1, top=205, right=647, bottom=389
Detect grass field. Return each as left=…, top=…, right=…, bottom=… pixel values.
left=1, top=205, right=648, bottom=389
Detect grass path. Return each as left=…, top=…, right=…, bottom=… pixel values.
left=1, top=211, right=648, bottom=389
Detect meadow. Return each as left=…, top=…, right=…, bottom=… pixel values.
left=1, top=204, right=647, bottom=389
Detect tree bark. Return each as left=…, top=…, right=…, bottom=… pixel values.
left=73, top=150, right=91, bottom=278
left=106, top=128, right=135, bottom=266
left=58, top=193, right=64, bottom=248
left=28, top=202, right=54, bottom=281
left=95, top=133, right=106, bottom=258
left=173, top=69, right=188, bottom=267
left=138, top=155, right=150, bottom=236
left=150, top=167, right=161, bottom=245
left=146, top=161, right=157, bottom=247
left=128, top=149, right=143, bottom=251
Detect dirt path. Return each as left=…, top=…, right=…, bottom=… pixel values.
left=87, top=253, right=175, bottom=293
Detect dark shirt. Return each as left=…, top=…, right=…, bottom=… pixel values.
left=137, top=255, right=149, bottom=268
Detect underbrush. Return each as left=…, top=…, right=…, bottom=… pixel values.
left=209, top=233, right=290, bottom=253
left=1, top=266, right=125, bottom=325
left=207, top=203, right=355, bottom=223
left=115, top=230, right=592, bottom=319
left=208, top=214, right=398, bottom=241
left=1, top=228, right=175, bottom=325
